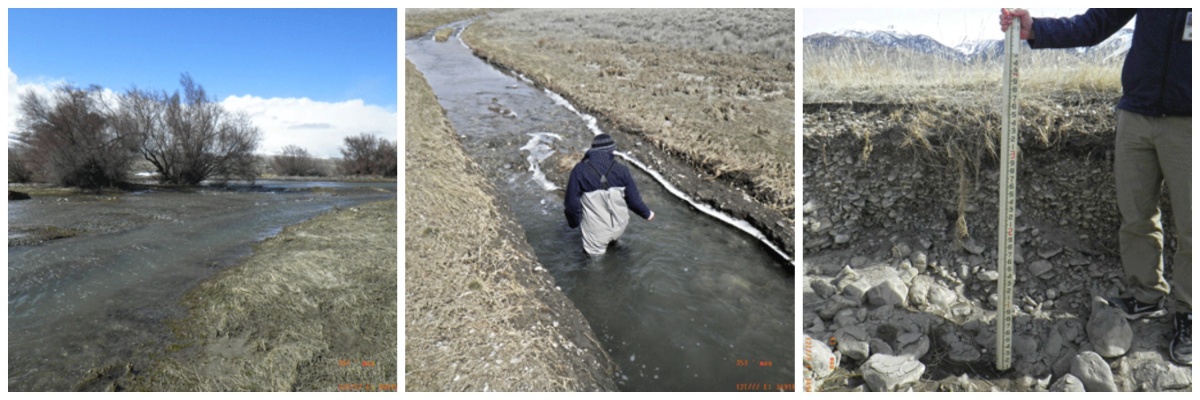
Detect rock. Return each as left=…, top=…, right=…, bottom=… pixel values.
left=1038, top=244, right=1063, bottom=259
left=1045, top=329, right=1063, bottom=358
left=861, top=354, right=925, bottom=392
left=1029, top=260, right=1053, bottom=276
left=804, top=334, right=838, bottom=379
left=948, top=342, right=981, bottom=362
left=910, top=251, right=928, bottom=269
left=1058, top=320, right=1082, bottom=344
left=1014, top=334, right=1038, bottom=359
left=962, top=239, right=985, bottom=255
left=894, top=332, right=930, bottom=359
left=850, top=255, right=868, bottom=268
left=834, top=233, right=851, bottom=244
left=1131, top=356, right=1192, bottom=391
left=1050, top=374, right=1086, bottom=392
left=9, top=190, right=31, bottom=201
left=1086, top=302, right=1132, bottom=358
left=867, top=277, right=908, bottom=307
left=907, top=275, right=934, bottom=307
left=892, top=243, right=912, bottom=259
left=835, top=326, right=871, bottom=361
left=1046, top=288, right=1059, bottom=300
left=841, top=280, right=871, bottom=305
left=803, top=200, right=818, bottom=214
left=979, top=270, right=1000, bottom=281
left=869, top=338, right=893, bottom=356
left=804, top=312, right=825, bottom=334
left=928, top=286, right=957, bottom=309
left=832, top=308, right=861, bottom=329
left=811, top=279, right=838, bottom=299
left=1070, top=351, right=1117, bottom=392
left=817, top=295, right=858, bottom=320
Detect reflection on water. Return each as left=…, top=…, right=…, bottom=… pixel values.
left=407, top=23, right=793, bottom=391
left=7, top=181, right=394, bottom=391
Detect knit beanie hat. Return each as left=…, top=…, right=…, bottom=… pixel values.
left=591, top=134, right=616, bottom=151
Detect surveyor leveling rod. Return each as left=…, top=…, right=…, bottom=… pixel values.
left=995, top=11, right=1021, bottom=371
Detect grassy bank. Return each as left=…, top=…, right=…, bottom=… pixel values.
left=121, top=199, right=397, bottom=391
left=405, top=59, right=617, bottom=391
left=405, top=9, right=494, bottom=40
left=462, top=9, right=795, bottom=216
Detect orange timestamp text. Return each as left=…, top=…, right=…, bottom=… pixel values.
left=337, top=383, right=397, bottom=391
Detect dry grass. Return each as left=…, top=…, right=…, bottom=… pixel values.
left=405, top=9, right=495, bottom=40
left=803, top=40, right=1121, bottom=105
left=463, top=8, right=795, bottom=215
left=404, top=60, right=617, bottom=391
left=128, top=199, right=398, bottom=391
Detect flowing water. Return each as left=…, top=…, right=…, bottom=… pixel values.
left=7, top=181, right=395, bottom=391
left=407, top=22, right=794, bottom=391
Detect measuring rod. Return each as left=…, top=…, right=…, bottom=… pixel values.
left=996, top=11, right=1021, bottom=372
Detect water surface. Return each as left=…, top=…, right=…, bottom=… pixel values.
left=407, top=22, right=793, bottom=391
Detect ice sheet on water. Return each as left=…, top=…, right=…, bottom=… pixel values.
left=519, top=132, right=563, bottom=191
left=542, top=81, right=792, bottom=263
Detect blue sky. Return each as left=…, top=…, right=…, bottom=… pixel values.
left=7, top=8, right=398, bottom=157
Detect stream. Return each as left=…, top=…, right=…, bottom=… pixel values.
left=7, top=181, right=395, bottom=391
left=406, top=21, right=794, bottom=391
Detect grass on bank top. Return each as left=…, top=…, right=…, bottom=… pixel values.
left=804, top=41, right=1122, bottom=105
left=465, top=9, right=796, bottom=215
left=405, top=8, right=495, bottom=39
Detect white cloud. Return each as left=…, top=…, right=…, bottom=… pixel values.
left=7, top=69, right=65, bottom=140
left=6, top=68, right=397, bottom=159
left=222, top=95, right=397, bottom=159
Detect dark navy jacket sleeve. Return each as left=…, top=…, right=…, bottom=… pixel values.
left=1030, top=9, right=1191, bottom=117
left=564, top=165, right=584, bottom=228
left=1028, top=9, right=1136, bottom=49
left=614, top=164, right=653, bottom=220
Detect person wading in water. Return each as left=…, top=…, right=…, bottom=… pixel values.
left=564, top=134, right=655, bottom=255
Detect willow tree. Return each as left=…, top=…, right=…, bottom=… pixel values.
left=116, top=74, right=261, bottom=185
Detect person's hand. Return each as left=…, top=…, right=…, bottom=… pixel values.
left=648, top=211, right=655, bottom=221
left=1000, top=8, right=1034, bottom=40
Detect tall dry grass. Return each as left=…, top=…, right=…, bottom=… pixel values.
left=129, top=199, right=398, bottom=391
left=804, top=41, right=1121, bottom=105
left=404, top=60, right=618, bottom=391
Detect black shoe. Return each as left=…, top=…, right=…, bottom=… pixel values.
left=1108, top=296, right=1168, bottom=320
left=1170, top=312, right=1192, bottom=366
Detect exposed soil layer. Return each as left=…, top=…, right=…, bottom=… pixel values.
left=461, top=9, right=795, bottom=258
left=404, top=60, right=618, bottom=391
left=802, top=95, right=1190, bottom=391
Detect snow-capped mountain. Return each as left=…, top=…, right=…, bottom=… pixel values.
left=805, top=28, right=1134, bottom=65
left=832, top=29, right=967, bottom=62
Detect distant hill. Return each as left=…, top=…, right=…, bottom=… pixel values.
left=805, top=28, right=1133, bottom=65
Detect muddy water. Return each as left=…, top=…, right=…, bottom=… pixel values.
left=7, top=181, right=395, bottom=391
left=407, top=22, right=794, bottom=391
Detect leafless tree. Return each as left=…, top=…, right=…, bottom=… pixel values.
left=116, top=74, right=262, bottom=185
left=339, top=133, right=396, bottom=177
left=272, top=145, right=322, bottom=176
left=8, top=145, right=34, bottom=183
left=13, top=85, right=139, bottom=188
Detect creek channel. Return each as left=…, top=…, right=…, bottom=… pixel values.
left=7, top=181, right=395, bottom=391
left=407, top=21, right=794, bottom=391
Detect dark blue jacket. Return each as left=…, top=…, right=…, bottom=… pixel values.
left=564, top=149, right=652, bottom=228
left=1029, top=8, right=1191, bottom=117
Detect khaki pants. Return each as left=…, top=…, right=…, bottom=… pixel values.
left=1115, top=109, right=1191, bottom=312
